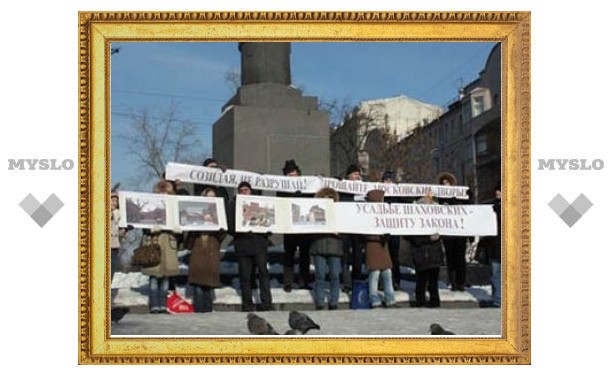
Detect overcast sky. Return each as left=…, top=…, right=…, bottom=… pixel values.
left=110, top=42, right=497, bottom=191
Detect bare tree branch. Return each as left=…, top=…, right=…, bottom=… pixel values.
left=118, top=101, right=208, bottom=189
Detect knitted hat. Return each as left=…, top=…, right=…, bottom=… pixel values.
left=345, top=164, right=361, bottom=177
left=382, top=171, right=395, bottom=182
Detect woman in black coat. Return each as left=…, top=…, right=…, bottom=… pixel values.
left=406, top=195, right=445, bottom=308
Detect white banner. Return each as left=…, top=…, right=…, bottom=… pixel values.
left=234, top=195, right=496, bottom=236
left=165, top=162, right=469, bottom=199
left=334, top=202, right=497, bottom=236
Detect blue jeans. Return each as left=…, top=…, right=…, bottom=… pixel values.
left=313, top=255, right=342, bottom=307
left=368, top=269, right=395, bottom=306
left=490, top=261, right=501, bottom=307
left=148, top=276, right=169, bottom=312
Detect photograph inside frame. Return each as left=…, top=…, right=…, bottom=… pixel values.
left=80, top=11, right=530, bottom=364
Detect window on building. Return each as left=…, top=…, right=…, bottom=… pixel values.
left=472, top=95, right=485, bottom=117
left=476, top=134, right=488, bottom=156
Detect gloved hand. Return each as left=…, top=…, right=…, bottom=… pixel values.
left=150, top=225, right=162, bottom=234
left=430, top=233, right=440, bottom=241
left=172, top=226, right=183, bottom=235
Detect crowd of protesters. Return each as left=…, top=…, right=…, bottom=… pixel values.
left=111, top=158, right=501, bottom=314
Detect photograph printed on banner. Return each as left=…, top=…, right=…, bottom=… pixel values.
left=236, top=195, right=277, bottom=231
left=119, top=191, right=171, bottom=229
left=176, top=196, right=227, bottom=231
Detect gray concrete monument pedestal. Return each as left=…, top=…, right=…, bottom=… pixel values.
left=213, top=42, right=330, bottom=176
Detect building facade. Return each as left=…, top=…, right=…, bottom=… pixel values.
left=330, top=95, right=443, bottom=180
left=394, top=43, right=501, bottom=203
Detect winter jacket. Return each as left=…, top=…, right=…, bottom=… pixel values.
left=110, top=209, right=122, bottom=249
left=186, top=231, right=225, bottom=287
left=309, top=234, right=343, bottom=257
left=141, top=231, right=181, bottom=278
left=406, top=235, right=445, bottom=271
left=480, top=199, right=501, bottom=263
left=365, top=235, right=393, bottom=271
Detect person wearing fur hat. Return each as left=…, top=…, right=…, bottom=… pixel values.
left=227, top=181, right=274, bottom=312
left=309, top=187, right=343, bottom=310
left=436, top=171, right=470, bottom=291
left=405, top=194, right=445, bottom=308
left=277, top=159, right=312, bottom=292
left=339, top=164, right=367, bottom=293
left=364, top=189, right=398, bottom=308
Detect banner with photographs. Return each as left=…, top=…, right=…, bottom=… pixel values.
left=165, top=162, right=469, bottom=199
left=235, top=195, right=335, bottom=234
left=234, top=195, right=496, bottom=236
left=118, top=191, right=227, bottom=231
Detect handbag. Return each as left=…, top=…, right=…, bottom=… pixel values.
left=474, top=241, right=490, bottom=265
left=131, top=243, right=162, bottom=268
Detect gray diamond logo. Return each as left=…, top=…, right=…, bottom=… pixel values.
left=19, top=193, right=64, bottom=227
left=548, top=193, right=593, bottom=227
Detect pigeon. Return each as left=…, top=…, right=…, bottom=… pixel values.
left=111, top=306, right=130, bottom=323
left=247, top=313, right=279, bottom=335
left=430, top=323, right=455, bottom=335
left=284, top=329, right=304, bottom=335
left=288, top=311, right=321, bottom=334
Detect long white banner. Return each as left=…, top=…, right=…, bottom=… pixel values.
left=118, top=190, right=496, bottom=236
left=234, top=195, right=496, bottom=236
left=333, top=202, right=497, bottom=236
left=165, top=162, right=469, bottom=199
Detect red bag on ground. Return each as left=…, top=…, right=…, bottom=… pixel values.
left=166, top=291, right=194, bottom=314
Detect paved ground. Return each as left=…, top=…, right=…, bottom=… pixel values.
left=111, top=307, right=501, bottom=337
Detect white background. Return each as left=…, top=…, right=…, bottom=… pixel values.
left=0, top=0, right=609, bottom=375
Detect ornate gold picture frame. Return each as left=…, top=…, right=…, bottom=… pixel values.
left=78, top=11, right=530, bottom=364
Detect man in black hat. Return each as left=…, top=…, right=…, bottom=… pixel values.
left=277, top=159, right=312, bottom=292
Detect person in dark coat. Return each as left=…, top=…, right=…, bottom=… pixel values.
left=437, top=172, right=470, bottom=291
left=309, top=187, right=343, bottom=310
left=406, top=194, right=445, bottom=308
left=185, top=187, right=226, bottom=313
left=364, top=189, right=397, bottom=308
left=479, top=182, right=502, bottom=307
left=277, top=159, right=312, bottom=292
left=339, top=164, right=367, bottom=292
left=228, top=181, right=274, bottom=312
